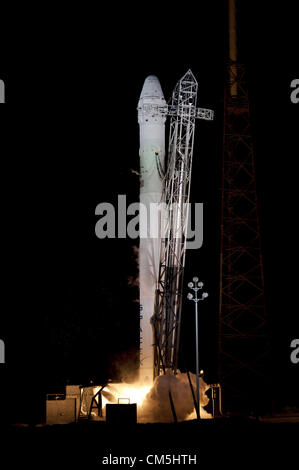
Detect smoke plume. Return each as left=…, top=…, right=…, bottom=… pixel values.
left=138, top=371, right=211, bottom=422
left=102, top=370, right=212, bottom=422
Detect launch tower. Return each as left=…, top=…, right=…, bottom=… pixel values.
left=153, top=70, right=213, bottom=378
left=218, top=0, right=269, bottom=413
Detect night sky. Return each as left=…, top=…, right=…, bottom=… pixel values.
left=0, top=1, right=298, bottom=423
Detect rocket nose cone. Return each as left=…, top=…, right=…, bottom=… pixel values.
left=139, top=75, right=165, bottom=101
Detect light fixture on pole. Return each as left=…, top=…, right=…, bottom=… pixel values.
left=187, top=276, right=208, bottom=420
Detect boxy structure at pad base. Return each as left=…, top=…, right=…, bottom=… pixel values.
left=106, top=404, right=137, bottom=425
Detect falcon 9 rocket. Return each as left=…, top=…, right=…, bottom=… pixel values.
left=138, top=76, right=166, bottom=384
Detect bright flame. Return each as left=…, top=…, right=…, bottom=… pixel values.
left=84, top=373, right=213, bottom=422
left=93, top=382, right=152, bottom=417
left=106, top=382, right=152, bottom=406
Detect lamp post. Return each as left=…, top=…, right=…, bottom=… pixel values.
left=187, top=276, right=208, bottom=420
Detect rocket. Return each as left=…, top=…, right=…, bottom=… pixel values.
left=138, top=76, right=166, bottom=384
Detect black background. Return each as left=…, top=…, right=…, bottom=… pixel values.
left=0, top=0, right=298, bottom=430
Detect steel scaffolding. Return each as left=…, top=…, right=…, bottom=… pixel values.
left=218, top=60, right=269, bottom=413
left=153, top=70, right=213, bottom=377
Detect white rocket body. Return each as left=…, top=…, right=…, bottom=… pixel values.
left=138, top=76, right=166, bottom=384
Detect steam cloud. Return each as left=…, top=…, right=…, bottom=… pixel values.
left=138, top=371, right=211, bottom=422
left=103, top=370, right=211, bottom=423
